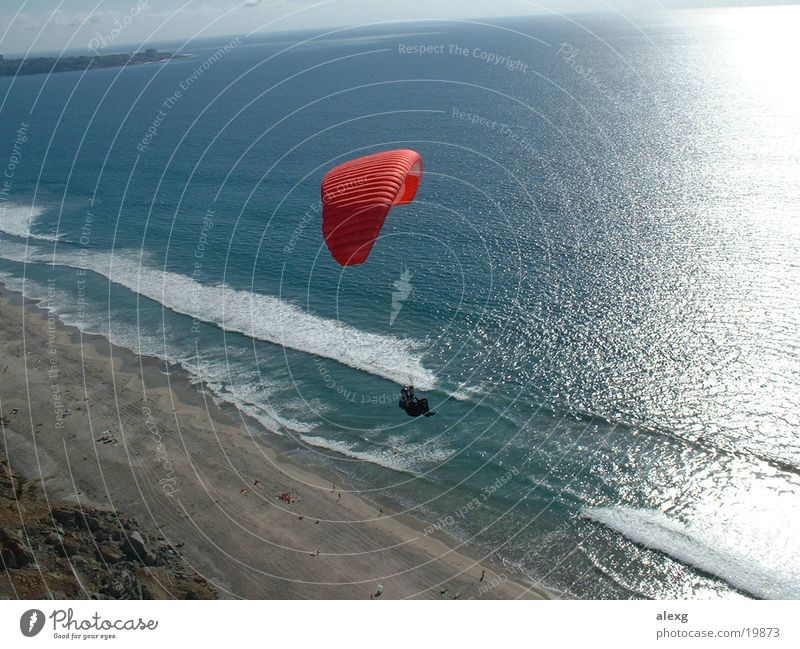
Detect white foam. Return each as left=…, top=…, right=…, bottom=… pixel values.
left=583, top=506, right=800, bottom=599
left=0, top=204, right=61, bottom=241
left=0, top=268, right=317, bottom=437
left=201, top=369, right=317, bottom=435
left=448, top=383, right=486, bottom=402
left=300, top=434, right=454, bottom=475
left=0, top=242, right=438, bottom=389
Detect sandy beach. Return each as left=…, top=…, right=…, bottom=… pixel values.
left=0, top=284, right=548, bottom=599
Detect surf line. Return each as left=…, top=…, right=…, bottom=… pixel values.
left=0, top=122, right=31, bottom=234
left=190, top=207, right=215, bottom=336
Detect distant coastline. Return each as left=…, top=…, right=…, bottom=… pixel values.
left=0, top=49, right=188, bottom=77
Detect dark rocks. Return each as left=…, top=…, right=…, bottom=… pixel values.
left=128, top=531, right=148, bottom=554
left=0, top=459, right=215, bottom=599
left=96, top=544, right=124, bottom=563
left=51, top=507, right=78, bottom=528
left=45, top=532, right=62, bottom=545
left=100, top=568, right=143, bottom=600
left=1, top=529, right=34, bottom=569
left=56, top=538, right=79, bottom=557
left=121, top=530, right=158, bottom=565
left=81, top=513, right=102, bottom=532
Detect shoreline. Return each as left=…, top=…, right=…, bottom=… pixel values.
left=0, top=280, right=551, bottom=599
left=0, top=51, right=189, bottom=78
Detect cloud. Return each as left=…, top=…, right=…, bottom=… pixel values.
left=242, top=0, right=263, bottom=7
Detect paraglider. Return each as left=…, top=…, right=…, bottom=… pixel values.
left=399, top=384, right=435, bottom=417
left=320, top=149, right=436, bottom=419
left=321, top=149, right=423, bottom=266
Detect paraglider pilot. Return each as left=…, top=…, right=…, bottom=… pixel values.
left=399, top=384, right=435, bottom=417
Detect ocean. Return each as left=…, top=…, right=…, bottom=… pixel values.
left=1, top=6, right=798, bottom=599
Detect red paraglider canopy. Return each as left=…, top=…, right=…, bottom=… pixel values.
left=321, top=149, right=423, bottom=266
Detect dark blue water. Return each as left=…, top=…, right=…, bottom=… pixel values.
left=1, top=7, right=799, bottom=598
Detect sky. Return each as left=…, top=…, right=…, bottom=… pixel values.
left=0, top=0, right=795, bottom=55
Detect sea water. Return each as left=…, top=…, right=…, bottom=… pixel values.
left=1, top=7, right=799, bottom=598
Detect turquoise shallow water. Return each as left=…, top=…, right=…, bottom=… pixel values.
left=1, top=7, right=799, bottom=598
